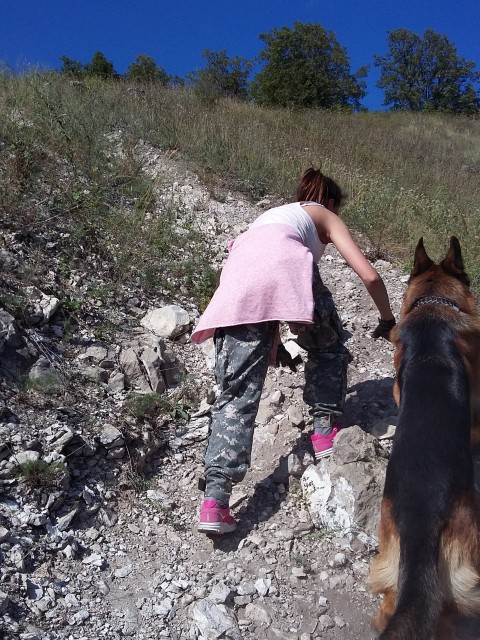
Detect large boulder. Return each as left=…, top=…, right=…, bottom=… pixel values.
left=25, top=286, right=60, bottom=325
left=301, top=425, right=388, bottom=542
left=140, top=305, right=190, bottom=339
left=118, top=333, right=182, bottom=394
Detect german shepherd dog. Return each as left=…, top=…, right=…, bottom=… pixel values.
left=368, top=237, right=480, bottom=639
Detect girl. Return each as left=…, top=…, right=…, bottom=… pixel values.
left=192, top=167, right=395, bottom=534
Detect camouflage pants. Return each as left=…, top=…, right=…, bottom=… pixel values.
left=204, top=264, right=351, bottom=504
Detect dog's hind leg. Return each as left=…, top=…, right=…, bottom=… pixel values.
left=373, top=589, right=397, bottom=633
left=368, top=498, right=400, bottom=632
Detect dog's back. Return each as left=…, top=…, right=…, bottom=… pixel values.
left=369, top=237, right=480, bottom=639
left=379, top=315, right=475, bottom=639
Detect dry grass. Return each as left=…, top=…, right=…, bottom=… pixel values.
left=1, top=72, right=480, bottom=290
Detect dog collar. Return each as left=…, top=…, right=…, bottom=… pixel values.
left=410, top=295, right=460, bottom=312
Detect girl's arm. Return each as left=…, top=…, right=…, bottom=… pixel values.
left=320, top=210, right=395, bottom=322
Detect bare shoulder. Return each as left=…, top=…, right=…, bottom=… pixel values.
left=300, top=203, right=325, bottom=219
left=301, top=204, right=342, bottom=239
left=302, top=203, right=332, bottom=227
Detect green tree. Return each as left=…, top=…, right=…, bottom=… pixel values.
left=191, top=49, right=253, bottom=100
left=86, top=51, right=117, bottom=79
left=59, top=55, right=86, bottom=78
left=375, top=29, right=480, bottom=114
left=250, top=22, right=366, bottom=110
left=126, top=54, right=170, bottom=85
left=170, top=75, right=186, bottom=88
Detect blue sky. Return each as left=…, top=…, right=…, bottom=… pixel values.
left=1, top=0, right=479, bottom=111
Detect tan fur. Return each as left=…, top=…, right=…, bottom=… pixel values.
left=368, top=499, right=400, bottom=632
left=368, top=499, right=400, bottom=593
left=440, top=496, right=480, bottom=616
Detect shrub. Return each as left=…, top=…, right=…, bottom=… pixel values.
left=15, top=459, right=68, bottom=489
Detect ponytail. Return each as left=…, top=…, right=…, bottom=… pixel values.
left=296, top=167, right=343, bottom=210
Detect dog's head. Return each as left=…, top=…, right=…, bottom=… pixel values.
left=399, top=236, right=476, bottom=321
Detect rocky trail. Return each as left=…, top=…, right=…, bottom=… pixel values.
left=1, top=148, right=479, bottom=640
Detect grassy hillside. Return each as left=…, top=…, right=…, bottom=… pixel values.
left=1, top=72, right=480, bottom=298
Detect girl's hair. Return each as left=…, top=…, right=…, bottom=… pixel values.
left=296, top=168, right=343, bottom=209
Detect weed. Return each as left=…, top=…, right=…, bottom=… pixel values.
left=125, top=393, right=169, bottom=420
left=183, top=260, right=219, bottom=313
left=91, top=320, right=117, bottom=342
left=122, top=468, right=157, bottom=494
left=292, top=554, right=312, bottom=573
left=168, top=401, right=190, bottom=424
left=174, top=373, right=203, bottom=406
left=20, top=373, right=62, bottom=395
left=59, top=294, right=83, bottom=313
left=2, top=73, right=480, bottom=299
left=304, top=528, right=329, bottom=543
left=15, top=459, right=68, bottom=489
left=88, top=282, right=111, bottom=303
left=125, top=392, right=189, bottom=423
left=0, top=292, right=26, bottom=316
left=153, top=501, right=185, bottom=532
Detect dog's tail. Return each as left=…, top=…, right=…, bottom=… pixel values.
left=380, top=534, right=443, bottom=640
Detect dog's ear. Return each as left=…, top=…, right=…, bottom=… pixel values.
left=441, top=236, right=470, bottom=285
left=442, top=236, right=464, bottom=273
left=411, top=238, right=434, bottom=277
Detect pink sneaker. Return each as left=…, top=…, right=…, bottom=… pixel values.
left=311, top=425, right=340, bottom=460
left=198, top=499, right=237, bottom=535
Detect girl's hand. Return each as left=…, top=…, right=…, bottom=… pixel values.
left=275, top=343, right=301, bottom=372
left=371, top=317, right=396, bottom=341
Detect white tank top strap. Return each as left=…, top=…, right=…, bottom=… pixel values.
left=250, top=202, right=326, bottom=262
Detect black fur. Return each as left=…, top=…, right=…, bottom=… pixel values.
left=380, top=313, right=473, bottom=640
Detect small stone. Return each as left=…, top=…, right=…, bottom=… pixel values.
left=127, top=523, right=140, bottom=534
left=154, top=598, right=173, bottom=617
left=293, top=522, right=314, bottom=536
left=255, top=403, right=274, bottom=425
left=82, top=553, right=104, bottom=567
left=319, top=614, right=335, bottom=630
left=190, top=599, right=238, bottom=637
left=13, top=450, right=40, bottom=466
left=255, top=578, right=271, bottom=597
left=208, top=581, right=231, bottom=604
left=97, top=580, right=110, bottom=595
left=122, top=609, right=139, bottom=636
left=351, top=537, right=367, bottom=553
left=108, top=372, right=125, bottom=393
left=291, top=566, right=308, bottom=578
left=98, top=424, right=124, bottom=448
left=287, top=453, right=303, bottom=478
left=269, top=390, right=284, bottom=405
left=333, top=552, right=347, bottom=567
left=334, top=616, right=346, bottom=628
left=286, top=405, right=304, bottom=428
left=237, top=582, right=256, bottom=596
left=115, top=564, right=134, bottom=578
left=329, top=574, right=347, bottom=589
left=245, top=602, right=272, bottom=625
left=56, top=505, right=80, bottom=531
